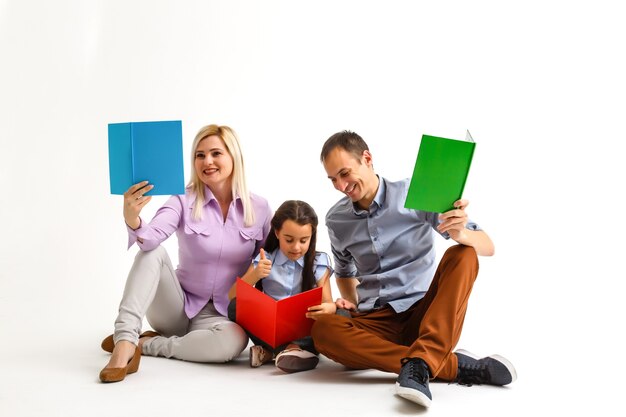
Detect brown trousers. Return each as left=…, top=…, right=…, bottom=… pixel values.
left=311, top=244, right=479, bottom=381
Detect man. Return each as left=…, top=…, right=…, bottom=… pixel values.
left=311, top=130, right=516, bottom=408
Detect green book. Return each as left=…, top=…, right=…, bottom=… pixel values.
left=405, top=131, right=476, bottom=213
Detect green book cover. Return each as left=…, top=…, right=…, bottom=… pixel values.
left=405, top=131, right=476, bottom=213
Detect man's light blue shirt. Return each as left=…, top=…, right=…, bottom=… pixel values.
left=326, top=177, right=481, bottom=313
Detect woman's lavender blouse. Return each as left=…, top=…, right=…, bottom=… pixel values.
left=127, top=186, right=272, bottom=318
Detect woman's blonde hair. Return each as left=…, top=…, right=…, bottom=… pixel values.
left=187, top=124, right=255, bottom=226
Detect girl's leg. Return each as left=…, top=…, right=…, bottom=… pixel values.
left=290, top=336, right=316, bottom=354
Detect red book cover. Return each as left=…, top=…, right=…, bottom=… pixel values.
left=235, top=278, right=323, bottom=348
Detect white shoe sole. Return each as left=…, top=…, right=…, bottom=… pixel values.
left=455, top=349, right=518, bottom=383
left=395, top=383, right=432, bottom=408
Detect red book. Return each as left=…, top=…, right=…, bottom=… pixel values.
left=235, top=278, right=323, bottom=348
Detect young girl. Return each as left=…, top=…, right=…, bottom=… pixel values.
left=227, top=200, right=335, bottom=373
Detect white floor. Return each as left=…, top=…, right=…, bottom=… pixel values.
left=0, top=333, right=587, bottom=417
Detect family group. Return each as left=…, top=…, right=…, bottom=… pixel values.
left=98, top=124, right=516, bottom=408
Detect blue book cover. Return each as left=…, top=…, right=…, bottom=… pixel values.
left=108, top=120, right=185, bottom=196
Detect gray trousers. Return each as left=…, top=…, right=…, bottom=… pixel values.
left=113, top=246, right=248, bottom=362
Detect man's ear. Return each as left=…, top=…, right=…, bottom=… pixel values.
left=362, top=150, right=373, bottom=168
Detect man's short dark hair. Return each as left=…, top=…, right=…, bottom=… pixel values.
left=320, top=130, right=369, bottom=163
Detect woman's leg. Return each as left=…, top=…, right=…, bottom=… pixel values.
left=107, top=246, right=187, bottom=368
left=144, top=301, right=248, bottom=363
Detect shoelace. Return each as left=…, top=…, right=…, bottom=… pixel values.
left=456, top=362, right=488, bottom=387
left=406, top=360, right=429, bottom=384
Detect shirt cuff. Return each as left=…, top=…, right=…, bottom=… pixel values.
left=126, top=218, right=143, bottom=249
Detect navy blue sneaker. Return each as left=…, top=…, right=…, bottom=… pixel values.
left=455, top=349, right=517, bottom=386
left=395, top=358, right=432, bottom=407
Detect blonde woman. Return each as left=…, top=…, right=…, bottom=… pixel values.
left=99, top=124, right=272, bottom=383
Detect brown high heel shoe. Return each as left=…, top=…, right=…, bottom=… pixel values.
left=100, top=331, right=160, bottom=353
left=99, top=344, right=141, bottom=383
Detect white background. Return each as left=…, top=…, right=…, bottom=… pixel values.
left=1, top=0, right=624, bottom=415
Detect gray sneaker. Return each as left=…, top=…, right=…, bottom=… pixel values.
left=395, top=358, right=432, bottom=408
left=455, top=349, right=517, bottom=386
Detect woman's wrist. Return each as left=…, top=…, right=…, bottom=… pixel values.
left=125, top=217, right=141, bottom=230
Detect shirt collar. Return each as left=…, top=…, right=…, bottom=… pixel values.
left=273, top=248, right=305, bottom=267
left=189, top=185, right=241, bottom=208
left=351, top=175, right=386, bottom=216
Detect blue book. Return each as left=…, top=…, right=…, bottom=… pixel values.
left=108, top=120, right=185, bottom=195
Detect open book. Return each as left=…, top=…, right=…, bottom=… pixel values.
left=235, top=279, right=323, bottom=348
left=108, top=120, right=185, bottom=195
left=405, top=131, right=476, bottom=213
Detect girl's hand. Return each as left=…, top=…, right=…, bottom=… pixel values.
left=254, top=248, right=272, bottom=279
left=306, top=302, right=337, bottom=320
left=335, top=298, right=357, bottom=311
left=123, top=181, right=153, bottom=229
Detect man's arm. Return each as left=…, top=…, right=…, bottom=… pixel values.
left=336, top=277, right=359, bottom=310
left=437, top=199, right=495, bottom=256
left=452, top=229, right=494, bottom=256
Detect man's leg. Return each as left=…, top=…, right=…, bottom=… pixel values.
left=402, top=244, right=479, bottom=381
left=311, top=306, right=409, bottom=374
